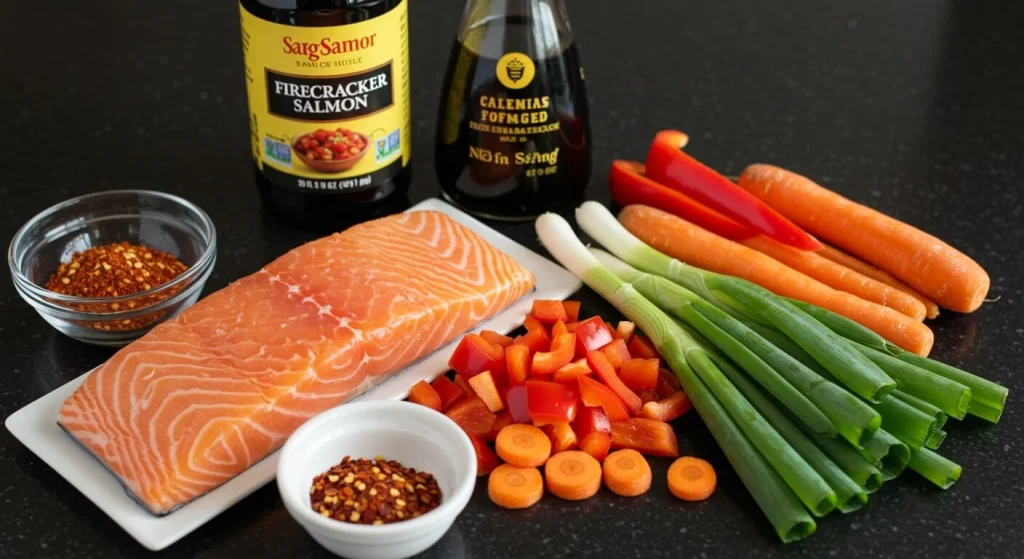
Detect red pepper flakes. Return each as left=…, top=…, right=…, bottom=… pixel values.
left=310, top=456, right=442, bottom=525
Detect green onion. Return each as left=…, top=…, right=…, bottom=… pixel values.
left=858, top=429, right=910, bottom=480
left=925, top=429, right=946, bottom=450
left=536, top=212, right=816, bottom=542
left=854, top=343, right=971, bottom=419
left=786, top=298, right=889, bottom=350
left=798, top=422, right=884, bottom=493
left=892, top=391, right=947, bottom=430
left=708, top=352, right=868, bottom=513
left=870, top=396, right=936, bottom=451
left=908, top=448, right=961, bottom=489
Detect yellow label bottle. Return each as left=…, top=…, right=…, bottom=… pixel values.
left=240, top=0, right=411, bottom=229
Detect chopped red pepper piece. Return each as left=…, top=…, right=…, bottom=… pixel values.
left=480, top=330, right=514, bottom=348
left=656, top=368, right=682, bottom=400
left=577, top=375, right=630, bottom=422
left=578, top=431, right=612, bottom=462
left=640, top=391, right=693, bottom=422
left=449, top=334, right=505, bottom=380
left=453, top=374, right=473, bottom=398
left=572, top=316, right=614, bottom=358
left=431, top=375, right=465, bottom=410
left=610, top=418, right=679, bottom=457
left=525, top=380, right=579, bottom=426
left=600, top=338, right=632, bottom=370
left=407, top=380, right=442, bottom=411
left=587, top=351, right=643, bottom=415
left=637, top=389, right=659, bottom=404
left=552, top=358, right=592, bottom=384
left=505, top=384, right=530, bottom=424
left=615, top=321, right=636, bottom=345
left=610, top=159, right=754, bottom=241
left=514, top=328, right=550, bottom=354
left=572, top=406, right=611, bottom=440
left=505, top=344, right=530, bottom=384
left=561, top=300, right=581, bottom=322
left=543, top=422, right=578, bottom=453
left=485, top=410, right=514, bottom=441
left=469, top=370, right=505, bottom=413
left=531, top=300, right=568, bottom=324
left=531, top=333, right=577, bottom=376
left=628, top=334, right=662, bottom=360
left=445, top=397, right=498, bottom=438
left=524, top=314, right=549, bottom=336
left=467, top=432, right=499, bottom=476
left=618, top=358, right=659, bottom=391
left=645, top=130, right=822, bottom=251
left=551, top=320, right=569, bottom=338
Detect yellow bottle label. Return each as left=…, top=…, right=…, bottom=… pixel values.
left=240, top=1, right=410, bottom=193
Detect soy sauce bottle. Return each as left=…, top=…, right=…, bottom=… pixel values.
left=435, top=0, right=591, bottom=220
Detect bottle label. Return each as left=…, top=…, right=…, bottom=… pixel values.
left=240, top=1, right=410, bottom=193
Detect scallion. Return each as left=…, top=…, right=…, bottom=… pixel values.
left=908, top=448, right=961, bottom=489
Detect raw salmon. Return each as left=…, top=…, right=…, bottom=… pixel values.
left=58, top=211, right=535, bottom=515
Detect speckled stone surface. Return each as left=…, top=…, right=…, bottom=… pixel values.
left=2, top=0, right=1023, bottom=557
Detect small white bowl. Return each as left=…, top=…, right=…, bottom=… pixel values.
left=277, top=401, right=477, bottom=559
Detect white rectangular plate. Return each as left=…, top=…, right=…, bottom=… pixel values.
left=5, top=198, right=581, bottom=551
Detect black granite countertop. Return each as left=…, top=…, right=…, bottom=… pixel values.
left=2, top=0, right=1023, bottom=557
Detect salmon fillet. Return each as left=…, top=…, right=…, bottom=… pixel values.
left=57, top=211, right=535, bottom=515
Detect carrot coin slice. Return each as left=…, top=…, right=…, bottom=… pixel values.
left=545, top=450, right=602, bottom=501
left=667, top=456, right=717, bottom=501
left=602, top=449, right=652, bottom=497
left=488, top=464, right=543, bottom=509
left=495, top=424, right=552, bottom=467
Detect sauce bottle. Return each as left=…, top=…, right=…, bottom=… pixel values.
left=435, top=0, right=591, bottom=220
left=239, top=0, right=412, bottom=230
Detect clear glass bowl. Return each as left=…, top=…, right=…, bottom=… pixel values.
left=8, top=190, right=217, bottom=346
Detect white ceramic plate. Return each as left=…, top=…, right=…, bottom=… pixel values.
left=4, top=198, right=581, bottom=551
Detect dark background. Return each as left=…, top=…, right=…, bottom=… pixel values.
left=2, top=1, right=1023, bottom=557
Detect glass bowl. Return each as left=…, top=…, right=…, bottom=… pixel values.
left=8, top=190, right=217, bottom=346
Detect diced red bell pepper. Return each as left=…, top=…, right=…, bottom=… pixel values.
left=577, top=375, right=630, bottom=422
left=638, top=389, right=659, bottom=404
left=449, top=334, right=505, bottom=380
left=480, top=330, right=514, bottom=348
left=561, top=300, right=581, bottom=322
left=543, top=422, right=578, bottom=453
left=514, top=328, right=550, bottom=354
left=524, top=314, right=549, bottom=336
left=578, top=431, right=612, bottom=462
left=467, top=432, right=499, bottom=476
left=586, top=351, right=643, bottom=415
left=485, top=410, right=514, bottom=441
left=445, top=397, right=498, bottom=438
left=656, top=368, right=682, bottom=400
left=505, top=384, right=530, bottom=424
left=525, top=380, right=579, bottom=426
left=453, top=374, right=473, bottom=397
left=552, top=358, right=592, bottom=384
left=572, top=406, right=611, bottom=440
left=407, top=380, right=443, bottom=411
left=628, top=334, right=662, bottom=360
left=600, top=339, right=632, bottom=370
left=468, top=370, right=505, bottom=413
left=610, top=418, right=680, bottom=457
left=619, top=358, right=659, bottom=391
left=551, top=320, right=569, bottom=338
left=531, top=300, right=568, bottom=324
left=531, top=333, right=576, bottom=376
left=505, top=344, right=530, bottom=384
left=610, top=159, right=755, bottom=242
left=615, top=321, right=636, bottom=345
left=645, top=130, right=822, bottom=251
left=572, top=316, right=614, bottom=358
left=431, top=375, right=465, bottom=411
left=640, top=391, right=692, bottom=422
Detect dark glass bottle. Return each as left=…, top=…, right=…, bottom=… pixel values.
left=435, top=0, right=591, bottom=220
left=240, top=0, right=412, bottom=231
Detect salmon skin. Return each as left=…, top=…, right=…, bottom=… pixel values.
left=58, top=211, right=535, bottom=515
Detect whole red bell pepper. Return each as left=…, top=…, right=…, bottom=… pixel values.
left=610, top=160, right=753, bottom=241
left=645, top=130, right=822, bottom=251
left=525, top=380, right=579, bottom=426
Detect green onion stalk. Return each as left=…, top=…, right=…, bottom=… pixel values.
left=858, top=429, right=910, bottom=480
left=892, top=391, right=947, bottom=430
left=925, top=429, right=947, bottom=450
left=908, top=448, right=961, bottom=489
left=576, top=202, right=896, bottom=404
left=536, top=212, right=819, bottom=542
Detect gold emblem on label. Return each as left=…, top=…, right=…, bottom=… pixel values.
left=496, top=52, right=536, bottom=90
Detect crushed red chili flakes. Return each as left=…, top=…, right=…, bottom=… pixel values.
left=310, top=456, right=442, bottom=525
left=44, top=241, right=190, bottom=331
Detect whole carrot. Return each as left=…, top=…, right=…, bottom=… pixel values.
left=737, top=165, right=989, bottom=313
left=740, top=236, right=927, bottom=321
left=618, top=205, right=935, bottom=355
left=817, top=244, right=941, bottom=319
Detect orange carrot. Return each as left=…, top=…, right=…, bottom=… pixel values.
left=544, top=450, right=602, bottom=500
left=667, top=457, right=717, bottom=501
left=602, top=449, right=652, bottom=497
left=737, top=164, right=990, bottom=313
left=488, top=464, right=544, bottom=509
left=740, top=235, right=927, bottom=321
left=495, top=424, right=552, bottom=467
left=818, top=244, right=940, bottom=319
left=619, top=204, right=935, bottom=355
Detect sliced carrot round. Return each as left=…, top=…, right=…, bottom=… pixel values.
left=667, top=456, right=717, bottom=501
left=602, top=449, right=652, bottom=497
left=495, top=424, right=552, bottom=467
left=488, top=464, right=543, bottom=509
left=545, top=450, right=602, bottom=501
